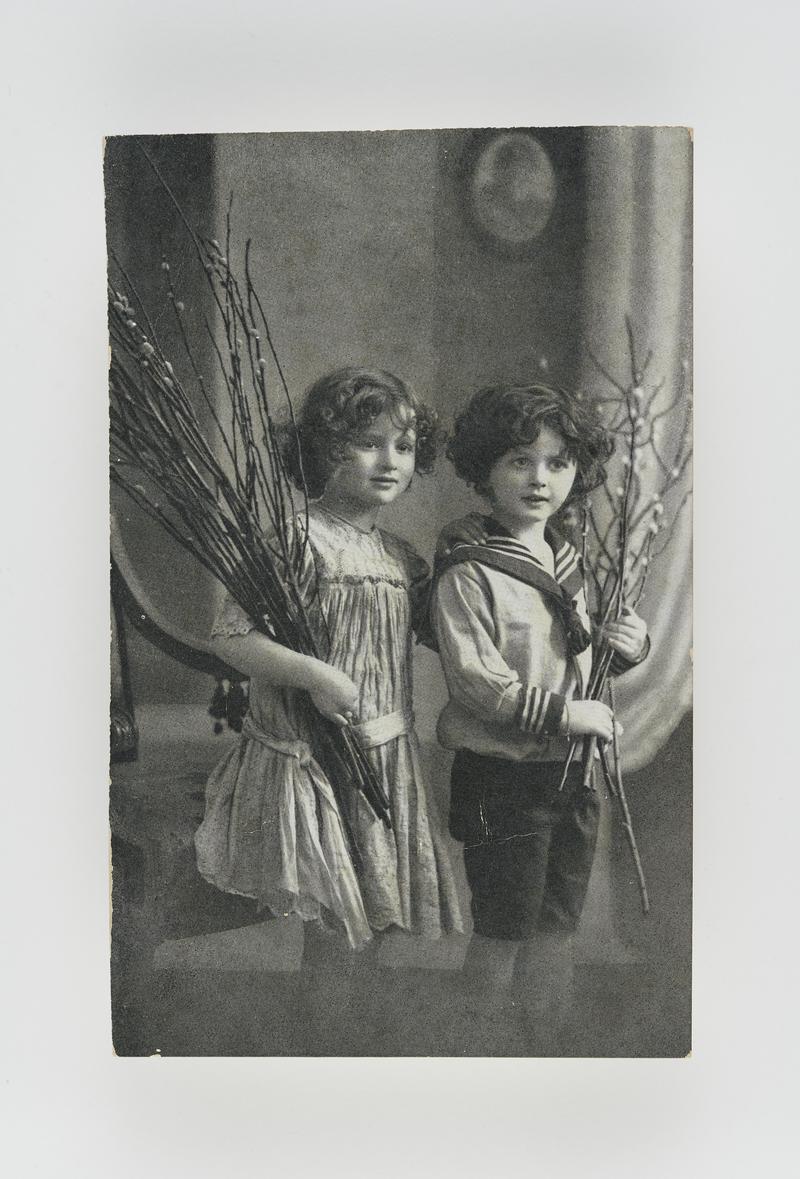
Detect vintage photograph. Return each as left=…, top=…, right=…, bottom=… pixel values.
left=107, top=127, right=692, bottom=1058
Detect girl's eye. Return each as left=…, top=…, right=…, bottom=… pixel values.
left=397, top=442, right=415, bottom=454
left=512, top=457, right=529, bottom=468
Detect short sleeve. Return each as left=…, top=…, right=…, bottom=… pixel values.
left=384, top=532, right=430, bottom=585
left=210, top=591, right=258, bottom=639
left=608, top=633, right=652, bottom=676
left=209, top=516, right=316, bottom=642
left=384, top=533, right=435, bottom=644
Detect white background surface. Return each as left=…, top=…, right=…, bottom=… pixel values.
left=2, top=1, right=796, bottom=1175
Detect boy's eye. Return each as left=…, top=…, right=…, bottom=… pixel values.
left=512, top=457, right=529, bottom=468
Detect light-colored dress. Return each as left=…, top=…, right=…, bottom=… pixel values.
left=194, top=506, right=463, bottom=948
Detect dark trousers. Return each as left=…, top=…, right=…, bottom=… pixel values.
left=450, top=749, right=601, bottom=941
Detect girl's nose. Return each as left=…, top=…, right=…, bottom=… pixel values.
left=530, top=466, right=547, bottom=486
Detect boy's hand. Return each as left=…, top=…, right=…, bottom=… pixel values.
left=308, top=665, right=359, bottom=727
left=603, top=606, right=648, bottom=662
left=563, top=700, right=621, bottom=743
left=435, top=513, right=487, bottom=563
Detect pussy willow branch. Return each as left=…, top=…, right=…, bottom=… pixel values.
left=109, top=163, right=392, bottom=833
left=558, top=323, right=691, bottom=883
left=605, top=679, right=650, bottom=913
left=111, top=311, right=390, bottom=826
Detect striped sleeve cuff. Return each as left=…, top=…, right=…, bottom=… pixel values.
left=515, top=685, right=567, bottom=737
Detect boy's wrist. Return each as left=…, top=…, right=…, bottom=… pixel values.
left=516, top=686, right=567, bottom=738
left=628, top=633, right=651, bottom=664
left=609, top=633, right=651, bottom=674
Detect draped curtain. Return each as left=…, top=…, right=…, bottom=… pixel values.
left=580, top=127, right=693, bottom=772
left=574, top=128, right=692, bottom=959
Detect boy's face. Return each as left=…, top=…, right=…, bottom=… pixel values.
left=485, top=425, right=577, bottom=532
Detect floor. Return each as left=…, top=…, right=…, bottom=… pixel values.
left=110, top=705, right=692, bottom=1058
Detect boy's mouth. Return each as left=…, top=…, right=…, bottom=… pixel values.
left=371, top=477, right=399, bottom=487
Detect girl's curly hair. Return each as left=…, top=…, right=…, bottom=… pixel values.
left=282, top=367, right=443, bottom=498
left=446, top=383, right=614, bottom=504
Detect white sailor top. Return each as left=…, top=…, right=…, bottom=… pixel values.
left=431, top=520, right=595, bottom=764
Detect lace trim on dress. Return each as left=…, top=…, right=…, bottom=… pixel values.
left=211, top=594, right=258, bottom=638
left=317, top=573, right=410, bottom=590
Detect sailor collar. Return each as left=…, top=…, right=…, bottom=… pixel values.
left=438, top=516, right=591, bottom=655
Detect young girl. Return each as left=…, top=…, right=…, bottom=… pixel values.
left=431, top=383, right=648, bottom=1043
left=194, top=368, right=463, bottom=992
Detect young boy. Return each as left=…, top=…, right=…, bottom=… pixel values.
left=431, top=383, right=648, bottom=1043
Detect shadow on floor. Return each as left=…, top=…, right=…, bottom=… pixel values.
left=111, top=713, right=692, bottom=1058
left=112, top=951, right=690, bottom=1058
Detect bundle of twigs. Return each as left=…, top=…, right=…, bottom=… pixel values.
left=559, top=317, right=692, bottom=914
left=109, top=153, right=391, bottom=869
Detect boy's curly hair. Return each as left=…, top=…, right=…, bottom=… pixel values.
left=282, top=367, right=443, bottom=498
left=446, top=383, right=614, bottom=503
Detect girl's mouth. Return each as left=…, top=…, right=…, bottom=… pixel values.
left=522, top=494, right=548, bottom=506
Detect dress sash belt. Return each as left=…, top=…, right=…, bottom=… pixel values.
left=350, top=708, right=414, bottom=748
left=241, top=708, right=413, bottom=760
left=241, top=716, right=314, bottom=766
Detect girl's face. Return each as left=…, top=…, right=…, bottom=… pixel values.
left=324, top=407, right=417, bottom=511
left=485, top=424, right=577, bottom=532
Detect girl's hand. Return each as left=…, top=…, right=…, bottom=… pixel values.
left=308, top=665, right=359, bottom=728
left=563, top=700, right=621, bottom=743
left=435, top=513, right=487, bottom=563
left=603, top=606, right=648, bottom=662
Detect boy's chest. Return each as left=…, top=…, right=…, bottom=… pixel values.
left=485, top=571, right=592, bottom=689
left=489, top=577, right=569, bottom=653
